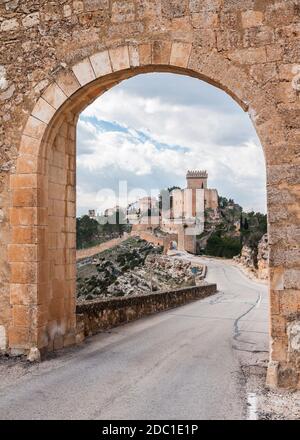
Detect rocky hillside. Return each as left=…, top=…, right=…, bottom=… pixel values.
left=107, top=255, right=205, bottom=297
left=77, top=237, right=161, bottom=300
left=234, top=233, right=268, bottom=280
left=77, top=237, right=205, bottom=301
left=197, top=196, right=267, bottom=261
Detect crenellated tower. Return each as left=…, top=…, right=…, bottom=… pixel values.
left=186, top=170, right=208, bottom=190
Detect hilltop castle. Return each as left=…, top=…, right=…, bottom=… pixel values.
left=161, top=170, right=219, bottom=253
left=99, top=170, right=219, bottom=255
left=170, top=170, right=218, bottom=220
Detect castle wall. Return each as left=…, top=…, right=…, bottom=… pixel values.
left=205, top=189, right=219, bottom=210
left=187, top=177, right=207, bottom=190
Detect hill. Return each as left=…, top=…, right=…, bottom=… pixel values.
left=198, top=196, right=267, bottom=262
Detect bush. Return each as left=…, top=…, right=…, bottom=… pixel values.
left=205, top=232, right=242, bottom=259
left=76, top=215, right=100, bottom=249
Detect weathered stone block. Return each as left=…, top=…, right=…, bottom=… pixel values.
left=229, top=47, right=267, bottom=65
left=112, top=1, right=135, bottom=23
left=0, top=326, right=7, bottom=351
left=84, top=0, right=109, bottom=12
left=191, top=11, right=219, bottom=28
left=22, top=13, right=40, bottom=28
left=90, top=51, right=112, bottom=77
left=139, top=44, right=152, bottom=65
left=241, top=10, right=264, bottom=28
left=152, top=41, right=172, bottom=64
left=12, top=305, right=31, bottom=327
left=23, top=116, right=47, bottom=141
left=10, top=262, right=38, bottom=284
left=12, top=188, right=38, bottom=208
left=284, top=270, right=300, bottom=290
left=56, top=71, right=81, bottom=97
left=189, top=0, right=221, bottom=13
left=170, top=42, right=192, bottom=68
left=288, top=320, right=300, bottom=352
left=8, top=326, right=30, bottom=349
left=128, top=45, right=140, bottom=67
left=10, top=284, right=38, bottom=306
left=162, top=0, right=188, bottom=18
left=72, top=58, right=96, bottom=86
left=109, top=46, right=130, bottom=71
left=1, top=18, right=19, bottom=32
left=43, top=83, right=68, bottom=110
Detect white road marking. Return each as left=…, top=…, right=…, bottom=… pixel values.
left=247, top=392, right=258, bottom=420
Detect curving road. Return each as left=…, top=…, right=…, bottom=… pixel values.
left=0, top=256, right=268, bottom=420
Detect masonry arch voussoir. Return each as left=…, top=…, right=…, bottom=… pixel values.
left=19, top=40, right=277, bottom=164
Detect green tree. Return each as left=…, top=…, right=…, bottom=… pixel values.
left=205, top=232, right=242, bottom=259
left=76, top=215, right=99, bottom=249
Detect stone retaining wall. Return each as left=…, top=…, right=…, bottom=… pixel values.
left=76, top=236, right=127, bottom=261
left=76, top=284, right=217, bottom=338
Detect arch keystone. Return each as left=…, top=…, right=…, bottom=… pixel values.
left=109, top=46, right=130, bottom=71
left=152, top=41, right=172, bottom=65
left=170, top=42, right=192, bottom=68
left=139, top=43, right=152, bottom=65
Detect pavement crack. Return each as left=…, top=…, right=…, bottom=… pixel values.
left=233, top=292, right=262, bottom=342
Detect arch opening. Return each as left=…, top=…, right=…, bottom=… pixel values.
left=12, top=60, right=260, bottom=348
left=6, top=43, right=299, bottom=389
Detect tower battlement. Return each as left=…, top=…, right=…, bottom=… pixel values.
left=186, top=170, right=208, bottom=179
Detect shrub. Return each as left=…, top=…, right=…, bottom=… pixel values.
left=205, top=232, right=242, bottom=259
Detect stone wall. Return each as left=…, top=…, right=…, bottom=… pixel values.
left=0, top=0, right=299, bottom=388
left=76, top=283, right=217, bottom=337
left=76, top=236, right=126, bottom=261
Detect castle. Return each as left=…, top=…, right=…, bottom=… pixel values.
left=170, top=170, right=218, bottom=219
left=159, top=170, right=219, bottom=253
left=128, top=170, right=219, bottom=254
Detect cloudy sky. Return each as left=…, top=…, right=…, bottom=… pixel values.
left=77, top=72, right=267, bottom=216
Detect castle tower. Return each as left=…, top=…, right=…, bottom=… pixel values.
left=186, top=170, right=208, bottom=189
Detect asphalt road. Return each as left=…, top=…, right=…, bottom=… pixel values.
left=0, top=257, right=268, bottom=420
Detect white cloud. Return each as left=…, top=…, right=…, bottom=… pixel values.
left=77, top=74, right=267, bottom=215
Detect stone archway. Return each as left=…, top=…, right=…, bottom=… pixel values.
left=0, top=1, right=299, bottom=389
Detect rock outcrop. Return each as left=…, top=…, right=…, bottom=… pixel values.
left=234, top=234, right=269, bottom=281
left=77, top=237, right=205, bottom=300
left=257, top=234, right=269, bottom=280
left=107, top=255, right=205, bottom=297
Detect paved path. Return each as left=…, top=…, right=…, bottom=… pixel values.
left=0, top=257, right=268, bottom=420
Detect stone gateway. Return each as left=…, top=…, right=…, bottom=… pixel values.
left=0, top=1, right=299, bottom=389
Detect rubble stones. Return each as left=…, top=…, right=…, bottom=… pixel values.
left=77, top=238, right=205, bottom=300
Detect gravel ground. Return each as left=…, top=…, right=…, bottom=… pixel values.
left=240, top=353, right=300, bottom=420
